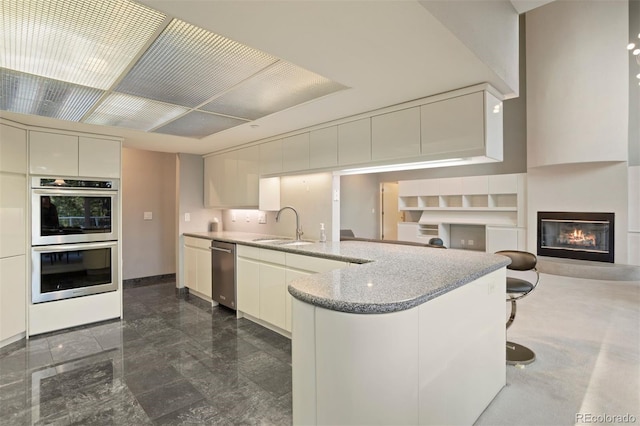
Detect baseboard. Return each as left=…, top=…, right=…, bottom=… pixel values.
left=123, top=273, right=176, bottom=288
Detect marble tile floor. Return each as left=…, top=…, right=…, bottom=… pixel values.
left=0, top=281, right=292, bottom=425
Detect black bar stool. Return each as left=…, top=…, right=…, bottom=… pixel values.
left=496, top=250, right=539, bottom=365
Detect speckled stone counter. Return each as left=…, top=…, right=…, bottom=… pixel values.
left=184, top=231, right=510, bottom=314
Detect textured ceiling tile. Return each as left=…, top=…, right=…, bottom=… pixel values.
left=115, top=19, right=279, bottom=108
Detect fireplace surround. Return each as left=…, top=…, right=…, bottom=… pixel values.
left=537, top=212, right=614, bottom=263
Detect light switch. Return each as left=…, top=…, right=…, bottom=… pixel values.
left=144, top=211, right=152, bottom=220
left=184, top=213, right=190, bottom=222
left=258, top=212, right=267, bottom=224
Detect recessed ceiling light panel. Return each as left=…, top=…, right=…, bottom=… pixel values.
left=0, top=0, right=166, bottom=90
left=153, top=110, right=249, bottom=139
left=116, top=19, right=279, bottom=108
left=0, top=68, right=103, bottom=121
left=200, top=61, right=348, bottom=120
left=84, top=92, right=189, bottom=131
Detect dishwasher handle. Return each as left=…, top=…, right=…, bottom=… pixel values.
left=210, top=246, right=233, bottom=254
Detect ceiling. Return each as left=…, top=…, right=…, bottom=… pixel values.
left=0, top=0, right=529, bottom=155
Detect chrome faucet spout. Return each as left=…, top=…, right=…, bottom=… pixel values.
left=275, top=206, right=303, bottom=240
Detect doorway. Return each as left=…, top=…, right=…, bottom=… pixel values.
left=380, top=182, right=400, bottom=240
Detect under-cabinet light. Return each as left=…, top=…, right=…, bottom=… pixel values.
left=339, top=158, right=468, bottom=175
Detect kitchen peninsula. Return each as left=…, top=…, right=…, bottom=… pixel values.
left=183, top=231, right=510, bottom=425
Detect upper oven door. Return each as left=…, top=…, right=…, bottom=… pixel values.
left=32, top=187, right=118, bottom=246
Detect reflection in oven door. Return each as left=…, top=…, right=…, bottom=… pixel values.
left=32, top=242, right=119, bottom=303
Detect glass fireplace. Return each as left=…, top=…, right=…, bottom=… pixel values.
left=537, top=212, right=614, bottom=263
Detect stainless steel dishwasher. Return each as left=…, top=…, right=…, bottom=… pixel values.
left=210, top=240, right=236, bottom=310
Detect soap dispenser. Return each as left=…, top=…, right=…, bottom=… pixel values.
left=319, top=223, right=327, bottom=243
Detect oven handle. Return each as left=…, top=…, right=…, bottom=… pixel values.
left=32, top=188, right=118, bottom=197
left=32, top=241, right=118, bottom=252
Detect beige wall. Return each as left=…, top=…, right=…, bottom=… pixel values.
left=122, top=147, right=177, bottom=279
left=222, top=172, right=334, bottom=241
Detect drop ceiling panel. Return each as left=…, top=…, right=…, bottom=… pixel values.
left=0, top=68, right=104, bottom=121
left=84, top=92, right=189, bottom=131
left=115, top=19, right=280, bottom=108
left=200, top=61, right=349, bottom=120
left=153, top=110, right=248, bottom=139
left=0, top=0, right=166, bottom=90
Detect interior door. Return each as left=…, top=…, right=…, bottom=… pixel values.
left=380, top=182, right=400, bottom=240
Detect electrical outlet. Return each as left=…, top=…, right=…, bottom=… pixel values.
left=231, top=212, right=236, bottom=222
left=144, top=212, right=152, bottom=220
left=184, top=213, right=190, bottom=222
left=468, top=240, right=474, bottom=246
left=245, top=213, right=250, bottom=222
left=258, top=212, right=267, bottom=224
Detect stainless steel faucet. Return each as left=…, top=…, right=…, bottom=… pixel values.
left=276, top=206, right=303, bottom=240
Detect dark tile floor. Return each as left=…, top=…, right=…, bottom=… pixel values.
left=0, top=281, right=292, bottom=425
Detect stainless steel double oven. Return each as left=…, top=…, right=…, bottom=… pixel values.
left=31, top=177, right=119, bottom=303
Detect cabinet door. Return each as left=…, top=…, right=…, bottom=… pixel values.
left=221, top=151, right=237, bottom=207
left=259, top=263, right=287, bottom=330
left=204, top=155, right=223, bottom=207
left=285, top=268, right=311, bottom=332
left=0, top=255, right=26, bottom=341
left=184, top=245, right=198, bottom=289
left=282, top=133, right=310, bottom=172
left=486, top=227, right=519, bottom=253
left=309, top=126, right=338, bottom=169
left=237, top=257, right=260, bottom=318
left=338, top=118, right=371, bottom=165
left=196, top=248, right=212, bottom=298
left=78, top=137, right=121, bottom=178
left=372, top=107, right=421, bottom=161
left=237, top=146, right=259, bottom=207
left=29, top=131, right=79, bottom=176
left=421, top=92, right=485, bottom=156
left=0, top=123, right=27, bottom=173
left=260, top=139, right=283, bottom=175
left=0, top=174, right=27, bottom=258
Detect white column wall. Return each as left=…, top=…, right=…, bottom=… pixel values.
left=629, top=166, right=640, bottom=266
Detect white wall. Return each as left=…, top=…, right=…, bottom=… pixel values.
left=122, top=148, right=177, bottom=279
left=525, top=1, right=630, bottom=264
left=526, top=1, right=628, bottom=167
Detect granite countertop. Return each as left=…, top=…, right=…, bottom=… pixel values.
left=184, top=231, right=510, bottom=314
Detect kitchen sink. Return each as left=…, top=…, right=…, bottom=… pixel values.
left=277, top=240, right=315, bottom=246
left=252, top=237, right=292, bottom=243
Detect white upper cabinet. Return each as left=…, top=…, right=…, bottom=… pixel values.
left=260, top=139, right=283, bottom=175
left=204, top=154, right=224, bottom=208
left=338, top=118, right=371, bottom=166
left=421, top=91, right=485, bottom=156
left=0, top=124, right=27, bottom=174
left=282, top=133, right=310, bottom=173
left=29, top=131, right=78, bottom=176
left=205, top=146, right=260, bottom=208
left=78, top=137, right=121, bottom=178
left=29, top=130, right=121, bottom=178
left=237, top=146, right=260, bottom=207
left=371, top=107, right=421, bottom=161
left=309, top=126, right=338, bottom=169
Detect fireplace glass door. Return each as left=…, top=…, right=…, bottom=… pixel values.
left=537, top=212, right=614, bottom=263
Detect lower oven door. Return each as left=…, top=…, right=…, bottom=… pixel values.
left=32, top=241, right=119, bottom=304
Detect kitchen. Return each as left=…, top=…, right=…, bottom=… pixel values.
left=1, top=0, right=639, bottom=425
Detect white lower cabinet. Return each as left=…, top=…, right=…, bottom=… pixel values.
left=237, top=256, right=260, bottom=317
left=183, top=237, right=212, bottom=299
left=0, top=255, right=26, bottom=343
left=236, top=245, right=348, bottom=335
